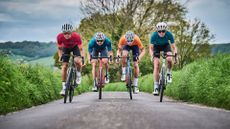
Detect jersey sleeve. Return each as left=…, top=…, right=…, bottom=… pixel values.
left=135, top=36, right=144, bottom=49
left=88, top=39, right=94, bottom=53
left=57, top=34, right=62, bottom=47
left=168, top=32, right=175, bottom=44
left=150, top=32, right=156, bottom=45
left=106, top=38, right=112, bottom=51
left=118, top=36, right=125, bottom=49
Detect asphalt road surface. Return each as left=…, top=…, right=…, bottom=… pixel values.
left=0, top=92, right=230, bottom=129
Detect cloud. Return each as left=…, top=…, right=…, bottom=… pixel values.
left=0, top=0, right=83, bottom=41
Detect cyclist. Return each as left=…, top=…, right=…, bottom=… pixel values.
left=149, top=22, right=178, bottom=96
left=88, top=32, right=113, bottom=91
left=116, top=31, right=145, bottom=93
left=57, top=23, right=85, bottom=96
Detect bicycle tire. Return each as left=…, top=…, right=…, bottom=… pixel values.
left=128, top=68, right=132, bottom=100
left=160, top=68, right=165, bottom=102
left=98, top=68, right=103, bottom=99
left=69, top=69, right=76, bottom=103
left=64, top=68, right=72, bottom=103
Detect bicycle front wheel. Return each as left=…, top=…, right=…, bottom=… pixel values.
left=64, top=68, right=73, bottom=103
left=127, top=68, right=132, bottom=100
left=159, top=68, right=165, bottom=102
left=98, top=68, right=103, bottom=100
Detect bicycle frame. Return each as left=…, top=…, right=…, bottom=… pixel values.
left=92, top=52, right=110, bottom=99
left=157, top=52, right=176, bottom=102
left=64, top=53, right=84, bottom=103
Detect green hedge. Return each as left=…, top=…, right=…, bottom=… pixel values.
left=0, top=57, right=62, bottom=115
left=165, top=54, right=230, bottom=109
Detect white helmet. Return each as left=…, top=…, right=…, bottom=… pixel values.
left=156, top=22, right=167, bottom=31
left=62, top=23, right=73, bottom=33
left=95, top=32, right=105, bottom=41
left=125, top=31, right=135, bottom=42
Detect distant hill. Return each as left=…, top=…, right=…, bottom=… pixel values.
left=0, top=41, right=57, bottom=60
left=211, top=43, right=230, bottom=55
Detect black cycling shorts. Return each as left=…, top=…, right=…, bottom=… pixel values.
left=153, top=44, right=172, bottom=58
left=122, top=45, right=140, bottom=61
left=61, top=45, right=81, bottom=62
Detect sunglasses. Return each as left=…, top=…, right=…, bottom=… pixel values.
left=63, top=32, right=71, bottom=35
left=96, top=40, right=104, bottom=43
left=158, top=30, right=166, bottom=33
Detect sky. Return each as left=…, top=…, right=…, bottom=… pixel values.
left=0, top=0, right=229, bottom=43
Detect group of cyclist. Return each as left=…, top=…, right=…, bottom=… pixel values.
left=57, top=22, right=177, bottom=96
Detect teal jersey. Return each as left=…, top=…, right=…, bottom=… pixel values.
left=150, top=31, right=175, bottom=45
left=88, top=37, right=112, bottom=53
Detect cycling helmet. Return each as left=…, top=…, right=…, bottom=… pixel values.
left=156, top=22, right=167, bottom=31
left=95, top=32, right=105, bottom=41
left=62, top=23, right=73, bottom=33
left=125, top=31, right=135, bottom=43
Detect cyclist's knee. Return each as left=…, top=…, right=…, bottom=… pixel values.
left=102, top=59, right=108, bottom=64
left=134, top=62, right=139, bottom=69
left=62, top=63, right=68, bottom=70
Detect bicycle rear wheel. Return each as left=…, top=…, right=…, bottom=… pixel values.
left=127, top=68, right=132, bottom=100
left=64, top=68, right=73, bottom=103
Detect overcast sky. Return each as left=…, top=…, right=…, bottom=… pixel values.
left=0, top=0, right=229, bottom=43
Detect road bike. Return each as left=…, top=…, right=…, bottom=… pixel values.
left=91, top=53, right=112, bottom=99
left=63, top=53, right=84, bottom=103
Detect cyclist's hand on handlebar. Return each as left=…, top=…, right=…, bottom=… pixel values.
left=109, top=55, right=113, bottom=64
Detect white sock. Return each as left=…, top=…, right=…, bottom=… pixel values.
left=122, top=67, right=126, bottom=74
left=167, top=68, right=172, bottom=74
left=154, top=81, right=159, bottom=89
left=62, top=82, right=66, bottom=89
left=77, top=71, right=81, bottom=77
left=133, top=78, right=138, bottom=87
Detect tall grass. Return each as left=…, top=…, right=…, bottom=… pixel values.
left=166, top=54, right=230, bottom=109
left=0, top=57, right=62, bottom=114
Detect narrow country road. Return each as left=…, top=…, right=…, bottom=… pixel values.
left=0, top=92, right=229, bottom=129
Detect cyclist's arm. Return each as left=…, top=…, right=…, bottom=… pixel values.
left=171, top=44, right=177, bottom=54
left=117, top=37, right=124, bottom=57
left=139, top=47, right=145, bottom=60
left=58, top=46, right=62, bottom=59
left=78, top=44, right=85, bottom=58
left=149, top=44, right=154, bottom=59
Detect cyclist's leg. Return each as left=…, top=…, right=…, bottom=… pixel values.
left=73, top=45, right=82, bottom=84
left=91, top=49, right=98, bottom=91
left=60, top=47, right=71, bottom=95
left=153, top=45, right=160, bottom=95
left=121, top=45, right=129, bottom=81
left=131, top=45, right=140, bottom=93
left=164, top=44, right=173, bottom=83
left=101, top=48, right=109, bottom=83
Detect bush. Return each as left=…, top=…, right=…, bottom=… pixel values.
left=0, top=57, right=61, bottom=115
left=166, top=54, right=230, bottom=109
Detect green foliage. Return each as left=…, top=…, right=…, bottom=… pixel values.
left=0, top=56, right=61, bottom=115
left=165, top=54, right=230, bottom=109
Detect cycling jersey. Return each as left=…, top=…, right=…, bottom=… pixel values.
left=57, top=32, right=82, bottom=48
left=88, top=37, right=112, bottom=54
left=118, top=35, right=144, bottom=49
left=150, top=31, right=175, bottom=46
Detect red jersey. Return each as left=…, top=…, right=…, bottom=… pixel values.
left=57, top=32, right=82, bottom=48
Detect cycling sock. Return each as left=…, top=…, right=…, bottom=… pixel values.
left=167, top=68, right=172, bottom=74
left=77, top=71, right=81, bottom=77
left=154, top=81, right=159, bottom=89
left=134, top=78, right=138, bottom=87
left=62, top=82, right=66, bottom=89
left=122, top=67, right=126, bottom=74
